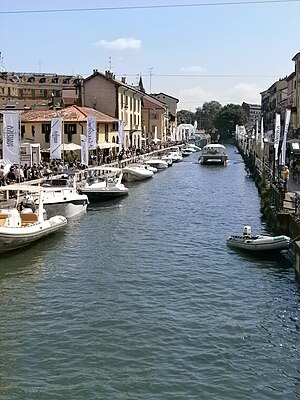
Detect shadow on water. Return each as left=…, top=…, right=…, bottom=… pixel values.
left=0, top=228, right=67, bottom=273
left=227, top=245, right=294, bottom=268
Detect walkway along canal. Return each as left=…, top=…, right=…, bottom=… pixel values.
left=234, top=135, right=300, bottom=278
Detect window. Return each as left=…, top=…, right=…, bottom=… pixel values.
left=31, top=125, right=35, bottom=137
left=105, top=124, right=109, bottom=134
left=42, top=123, right=51, bottom=143
left=64, top=123, right=77, bottom=142
left=21, top=125, right=25, bottom=139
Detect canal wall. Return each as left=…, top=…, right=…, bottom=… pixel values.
left=235, top=141, right=300, bottom=279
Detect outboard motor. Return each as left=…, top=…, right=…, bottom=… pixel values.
left=243, top=226, right=252, bottom=238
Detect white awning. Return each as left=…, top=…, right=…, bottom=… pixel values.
left=98, top=142, right=120, bottom=149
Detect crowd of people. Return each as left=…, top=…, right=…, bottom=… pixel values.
left=0, top=143, right=172, bottom=187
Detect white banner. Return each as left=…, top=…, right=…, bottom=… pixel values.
left=260, top=117, right=264, bottom=152
left=87, top=116, right=97, bottom=150
left=274, top=113, right=281, bottom=161
left=280, top=108, right=291, bottom=166
left=80, top=134, right=89, bottom=166
left=255, top=120, right=259, bottom=143
left=50, top=117, right=62, bottom=160
left=154, top=126, right=157, bottom=144
left=118, top=120, right=124, bottom=147
left=1, top=111, right=20, bottom=164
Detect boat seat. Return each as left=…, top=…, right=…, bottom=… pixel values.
left=0, top=214, right=8, bottom=226
left=21, top=213, right=38, bottom=226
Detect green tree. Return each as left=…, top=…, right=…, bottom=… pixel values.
left=200, top=101, right=222, bottom=134
left=214, top=104, right=248, bottom=137
left=177, top=109, right=195, bottom=125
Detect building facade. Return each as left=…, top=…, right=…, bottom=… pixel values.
left=142, top=95, right=168, bottom=144
left=151, top=93, right=179, bottom=137
left=15, top=105, right=118, bottom=150
left=83, top=70, right=143, bottom=149
left=0, top=71, right=83, bottom=111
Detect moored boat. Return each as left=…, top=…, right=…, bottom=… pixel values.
left=0, top=185, right=67, bottom=253
left=226, top=226, right=291, bottom=252
left=77, top=166, right=129, bottom=202
left=122, top=163, right=154, bottom=182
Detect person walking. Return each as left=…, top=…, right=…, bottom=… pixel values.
left=283, top=165, right=290, bottom=193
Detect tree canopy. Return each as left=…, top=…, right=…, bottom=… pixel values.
left=178, top=101, right=248, bottom=141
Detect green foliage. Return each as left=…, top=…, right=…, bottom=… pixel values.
left=177, top=109, right=195, bottom=125
left=178, top=101, right=248, bottom=141
left=214, top=104, right=248, bottom=135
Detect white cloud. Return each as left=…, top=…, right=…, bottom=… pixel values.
left=93, top=37, right=142, bottom=50
left=179, top=66, right=207, bottom=74
left=177, top=86, right=215, bottom=110
left=227, top=83, right=262, bottom=104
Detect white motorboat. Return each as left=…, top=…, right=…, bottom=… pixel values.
left=199, top=143, right=228, bottom=164
left=167, top=146, right=183, bottom=162
left=144, top=158, right=168, bottom=170
left=77, top=166, right=129, bottom=202
left=181, top=147, right=195, bottom=157
left=0, top=185, right=67, bottom=253
left=37, top=174, right=89, bottom=218
left=226, top=226, right=291, bottom=252
left=161, top=154, right=173, bottom=167
left=122, top=163, right=154, bottom=182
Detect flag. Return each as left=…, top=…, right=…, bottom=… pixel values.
left=274, top=113, right=281, bottom=161
left=255, top=120, right=259, bottom=143
left=279, top=108, right=291, bottom=166
left=50, top=117, right=62, bottom=160
left=80, top=134, right=89, bottom=166
left=118, top=120, right=124, bottom=147
left=154, top=126, right=157, bottom=144
left=1, top=111, right=20, bottom=164
left=260, top=117, right=264, bottom=152
left=87, top=116, right=97, bottom=150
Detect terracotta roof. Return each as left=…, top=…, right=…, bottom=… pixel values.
left=143, top=97, right=165, bottom=110
left=21, top=105, right=118, bottom=123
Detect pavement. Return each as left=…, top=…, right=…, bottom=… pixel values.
left=283, top=179, right=300, bottom=212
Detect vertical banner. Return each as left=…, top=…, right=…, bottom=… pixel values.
left=255, top=119, right=259, bottom=143
left=1, top=111, right=20, bottom=164
left=87, top=116, right=96, bottom=150
left=118, top=120, right=124, bottom=147
left=50, top=117, right=62, bottom=160
left=260, top=117, right=264, bottom=152
left=274, top=113, right=281, bottom=161
left=154, top=126, right=157, bottom=144
left=280, top=108, right=291, bottom=166
left=80, top=134, right=88, bottom=166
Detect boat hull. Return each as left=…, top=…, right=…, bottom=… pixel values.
left=43, top=199, right=88, bottom=219
left=227, top=235, right=291, bottom=252
left=80, top=188, right=129, bottom=203
left=122, top=167, right=153, bottom=182
left=0, top=216, right=67, bottom=253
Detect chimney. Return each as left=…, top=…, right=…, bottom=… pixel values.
left=121, top=76, right=126, bottom=84
left=93, top=69, right=98, bottom=74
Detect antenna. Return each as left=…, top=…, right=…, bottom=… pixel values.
left=0, top=52, right=5, bottom=72
left=109, top=56, right=112, bottom=71
left=148, top=67, right=153, bottom=93
left=38, top=59, right=42, bottom=72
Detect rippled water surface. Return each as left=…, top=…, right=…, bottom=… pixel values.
left=0, top=144, right=300, bottom=399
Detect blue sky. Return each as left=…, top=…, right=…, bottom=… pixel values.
left=0, top=0, right=299, bottom=111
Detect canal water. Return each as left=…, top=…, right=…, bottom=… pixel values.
left=0, top=144, right=299, bottom=400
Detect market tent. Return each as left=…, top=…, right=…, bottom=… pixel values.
left=62, top=143, right=81, bottom=151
